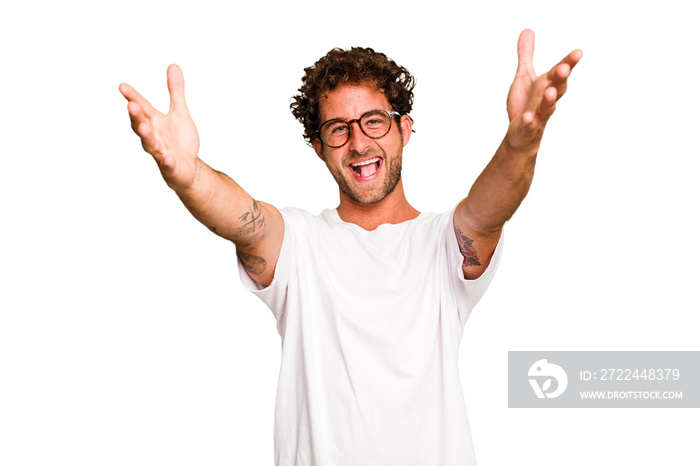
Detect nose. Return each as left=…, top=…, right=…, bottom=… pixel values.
left=347, top=119, right=371, bottom=154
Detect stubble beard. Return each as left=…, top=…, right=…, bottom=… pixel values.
left=325, top=146, right=403, bottom=205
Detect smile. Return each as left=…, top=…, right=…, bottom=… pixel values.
left=349, top=157, right=382, bottom=179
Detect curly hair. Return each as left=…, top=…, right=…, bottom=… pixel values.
left=290, top=47, right=415, bottom=145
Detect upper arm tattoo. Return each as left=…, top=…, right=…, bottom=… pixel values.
left=206, top=200, right=268, bottom=241
left=234, top=200, right=266, bottom=237
left=236, top=250, right=267, bottom=275
left=454, top=223, right=482, bottom=267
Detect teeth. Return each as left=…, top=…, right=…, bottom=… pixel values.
left=350, top=157, right=380, bottom=167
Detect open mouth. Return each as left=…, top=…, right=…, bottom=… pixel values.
left=349, top=157, right=382, bottom=179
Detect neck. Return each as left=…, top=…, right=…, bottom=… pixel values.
left=336, top=179, right=420, bottom=230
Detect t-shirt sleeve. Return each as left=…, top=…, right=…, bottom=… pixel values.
left=442, top=209, right=504, bottom=326
left=236, top=208, right=297, bottom=322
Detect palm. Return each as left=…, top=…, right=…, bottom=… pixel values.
left=149, top=102, right=199, bottom=188
left=506, top=68, right=536, bottom=123
left=120, top=64, right=200, bottom=190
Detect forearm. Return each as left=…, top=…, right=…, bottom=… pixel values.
left=456, top=135, right=538, bottom=235
left=175, top=159, right=277, bottom=248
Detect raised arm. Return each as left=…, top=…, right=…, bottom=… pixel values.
left=119, top=65, right=283, bottom=287
left=453, top=29, right=582, bottom=279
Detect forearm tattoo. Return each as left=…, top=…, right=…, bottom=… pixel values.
left=237, top=250, right=267, bottom=275
left=453, top=223, right=482, bottom=267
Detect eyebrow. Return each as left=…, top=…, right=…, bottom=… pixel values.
left=322, top=108, right=385, bottom=123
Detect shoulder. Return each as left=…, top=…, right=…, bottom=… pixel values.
left=408, top=210, right=454, bottom=235
left=278, top=207, right=341, bottom=240
left=279, top=207, right=323, bottom=226
left=416, top=210, right=451, bottom=225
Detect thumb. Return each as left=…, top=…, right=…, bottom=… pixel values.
left=167, top=64, right=189, bottom=114
left=516, top=29, right=536, bottom=78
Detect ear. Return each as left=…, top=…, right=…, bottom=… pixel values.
left=312, top=136, right=325, bottom=160
left=400, top=115, right=412, bottom=147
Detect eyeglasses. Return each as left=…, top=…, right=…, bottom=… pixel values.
left=316, top=109, right=401, bottom=148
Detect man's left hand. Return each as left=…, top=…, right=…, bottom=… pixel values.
left=505, top=29, right=583, bottom=153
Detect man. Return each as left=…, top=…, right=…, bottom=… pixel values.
left=120, top=29, right=581, bottom=465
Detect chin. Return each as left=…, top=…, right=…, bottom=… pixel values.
left=340, top=174, right=402, bottom=205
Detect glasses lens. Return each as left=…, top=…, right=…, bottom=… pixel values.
left=320, top=120, right=350, bottom=148
left=319, top=110, right=394, bottom=148
left=359, top=110, right=392, bottom=139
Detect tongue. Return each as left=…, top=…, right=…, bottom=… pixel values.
left=359, top=162, right=378, bottom=178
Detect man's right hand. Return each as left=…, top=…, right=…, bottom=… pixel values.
left=119, top=64, right=200, bottom=192
left=120, top=65, right=285, bottom=288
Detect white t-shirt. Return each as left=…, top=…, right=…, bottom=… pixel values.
left=238, top=207, right=503, bottom=466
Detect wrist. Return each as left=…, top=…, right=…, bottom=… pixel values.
left=502, top=132, right=539, bottom=160
left=171, top=158, right=206, bottom=197
left=503, top=117, right=543, bottom=159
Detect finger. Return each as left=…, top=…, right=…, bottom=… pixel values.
left=126, top=100, right=148, bottom=132
left=516, top=29, right=536, bottom=78
left=517, top=110, right=541, bottom=147
left=547, top=49, right=582, bottom=76
left=118, top=82, right=137, bottom=101
left=127, top=100, right=157, bottom=136
left=548, top=49, right=583, bottom=88
left=547, top=62, right=571, bottom=97
left=561, top=49, right=583, bottom=71
left=119, top=83, right=157, bottom=118
left=522, top=86, right=558, bottom=128
left=538, top=87, right=558, bottom=122
left=167, top=64, right=189, bottom=114
left=541, top=86, right=558, bottom=116
left=161, top=155, right=176, bottom=171
left=127, top=100, right=159, bottom=153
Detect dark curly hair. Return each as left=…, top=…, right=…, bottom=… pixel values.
left=290, top=47, right=415, bottom=145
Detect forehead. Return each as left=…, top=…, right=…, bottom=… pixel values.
left=319, top=84, right=391, bottom=121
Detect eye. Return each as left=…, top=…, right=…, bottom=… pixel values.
left=330, top=123, right=349, bottom=134
left=322, top=120, right=348, bottom=134
left=361, top=110, right=390, bottom=128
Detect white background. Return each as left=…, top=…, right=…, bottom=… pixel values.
left=1, top=0, right=698, bottom=464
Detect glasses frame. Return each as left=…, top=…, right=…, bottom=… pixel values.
left=316, top=109, right=402, bottom=148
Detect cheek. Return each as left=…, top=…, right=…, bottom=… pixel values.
left=322, top=148, right=347, bottom=171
